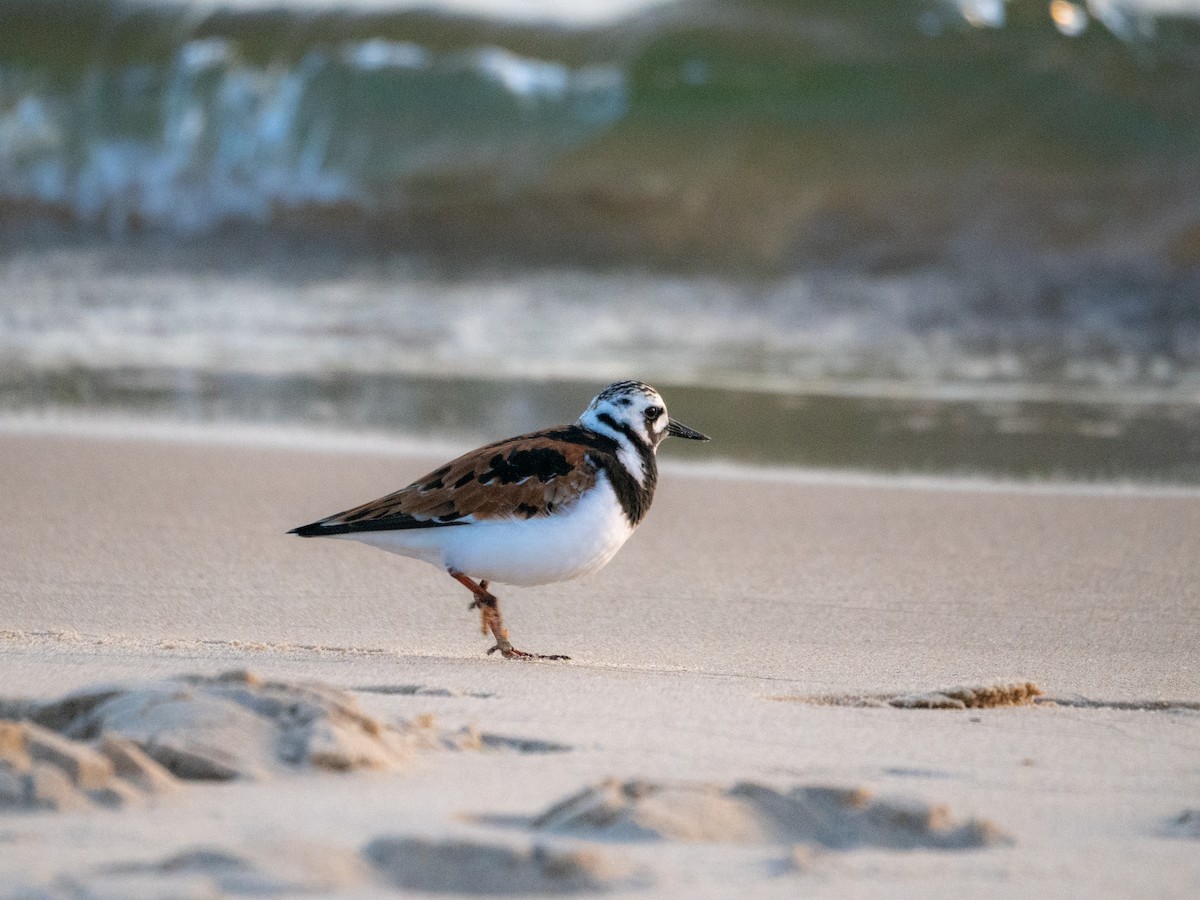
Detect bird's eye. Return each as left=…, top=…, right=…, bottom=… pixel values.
left=644, top=405, right=663, bottom=420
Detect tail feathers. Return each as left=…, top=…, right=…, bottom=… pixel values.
left=288, top=515, right=467, bottom=536
left=288, top=520, right=344, bottom=537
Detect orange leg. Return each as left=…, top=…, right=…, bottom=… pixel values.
left=448, top=571, right=569, bottom=661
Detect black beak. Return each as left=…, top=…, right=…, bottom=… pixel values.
left=666, top=418, right=710, bottom=441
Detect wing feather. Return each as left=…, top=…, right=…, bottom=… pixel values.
left=289, top=428, right=601, bottom=536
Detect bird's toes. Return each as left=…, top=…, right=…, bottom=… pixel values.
left=486, top=643, right=570, bottom=662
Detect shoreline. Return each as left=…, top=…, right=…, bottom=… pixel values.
left=4, top=411, right=1200, bottom=497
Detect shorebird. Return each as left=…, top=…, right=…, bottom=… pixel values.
left=289, top=381, right=709, bottom=660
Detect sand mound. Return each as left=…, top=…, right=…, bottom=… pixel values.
left=0, top=720, right=178, bottom=811
left=365, top=837, right=643, bottom=895
left=43, top=841, right=370, bottom=898
left=532, top=780, right=1011, bottom=850
left=1, top=670, right=468, bottom=784
left=776, top=682, right=1044, bottom=709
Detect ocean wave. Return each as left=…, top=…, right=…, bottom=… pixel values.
left=0, top=26, right=626, bottom=233
left=1, top=0, right=1199, bottom=240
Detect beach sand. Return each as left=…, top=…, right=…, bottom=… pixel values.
left=2, top=425, right=1198, bottom=897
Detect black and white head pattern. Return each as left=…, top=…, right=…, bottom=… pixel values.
left=577, top=381, right=670, bottom=486
left=582, top=381, right=671, bottom=446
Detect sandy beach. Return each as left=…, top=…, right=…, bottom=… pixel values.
left=2, top=423, right=1199, bottom=898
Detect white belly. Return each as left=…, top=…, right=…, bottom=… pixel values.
left=335, top=473, right=636, bottom=586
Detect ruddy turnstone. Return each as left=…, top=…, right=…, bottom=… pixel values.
left=289, top=381, right=709, bottom=660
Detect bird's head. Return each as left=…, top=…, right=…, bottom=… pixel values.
left=579, top=381, right=710, bottom=450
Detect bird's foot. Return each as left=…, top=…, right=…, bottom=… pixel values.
left=452, top=573, right=567, bottom=660
left=486, top=642, right=571, bottom=662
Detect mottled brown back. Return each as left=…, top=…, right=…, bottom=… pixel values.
left=306, top=428, right=602, bottom=533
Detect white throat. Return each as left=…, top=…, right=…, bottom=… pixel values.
left=581, top=414, right=651, bottom=487
left=614, top=434, right=648, bottom=487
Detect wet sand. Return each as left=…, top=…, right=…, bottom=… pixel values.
left=1, top=423, right=1198, bottom=897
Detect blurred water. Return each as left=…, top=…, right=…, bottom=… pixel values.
left=6, top=365, right=1200, bottom=482
left=2, top=0, right=1199, bottom=478
left=4, top=0, right=1199, bottom=243
left=0, top=31, right=626, bottom=232
left=3, top=225, right=1195, bottom=395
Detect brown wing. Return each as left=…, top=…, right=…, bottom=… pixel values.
left=290, top=427, right=601, bottom=536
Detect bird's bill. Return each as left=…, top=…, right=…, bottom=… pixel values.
left=666, top=419, right=710, bottom=441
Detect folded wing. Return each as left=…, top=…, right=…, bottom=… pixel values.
left=289, top=428, right=600, bottom=536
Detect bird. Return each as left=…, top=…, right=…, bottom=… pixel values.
left=289, top=381, right=709, bottom=660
